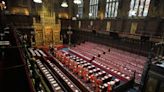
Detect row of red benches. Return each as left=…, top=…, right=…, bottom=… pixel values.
left=70, top=42, right=147, bottom=84
left=56, top=51, right=122, bottom=92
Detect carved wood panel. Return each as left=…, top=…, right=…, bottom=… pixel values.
left=45, top=27, right=53, bottom=45
left=35, top=30, right=43, bottom=45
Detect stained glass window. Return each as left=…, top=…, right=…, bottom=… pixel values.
left=105, top=0, right=119, bottom=18
left=89, top=0, right=99, bottom=18
left=77, top=0, right=83, bottom=18
left=129, top=0, right=151, bottom=17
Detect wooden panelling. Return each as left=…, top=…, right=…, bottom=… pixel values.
left=115, top=20, right=123, bottom=32
left=81, top=20, right=90, bottom=30
left=61, top=17, right=164, bottom=38
left=136, top=20, right=145, bottom=34
left=123, top=20, right=131, bottom=33
left=4, top=15, right=33, bottom=26
left=145, top=19, right=159, bottom=35
left=93, top=20, right=99, bottom=31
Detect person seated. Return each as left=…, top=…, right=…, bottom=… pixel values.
left=92, top=56, right=95, bottom=60
left=49, top=44, right=54, bottom=54
left=108, top=48, right=110, bottom=52
left=49, top=44, right=57, bottom=56
left=114, top=79, right=120, bottom=86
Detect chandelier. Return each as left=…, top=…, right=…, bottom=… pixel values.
left=73, top=0, right=82, bottom=4
left=61, top=0, right=68, bottom=7
left=33, top=0, right=42, bottom=3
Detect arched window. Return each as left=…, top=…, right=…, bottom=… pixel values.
left=105, top=0, right=119, bottom=18
left=89, top=0, right=99, bottom=18
left=77, top=0, right=83, bottom=18
left=129, top=0, right=151, bottom=17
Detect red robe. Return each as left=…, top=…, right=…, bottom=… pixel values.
left=82, top=69, right=89, bottom=81
left=95, top=79, right=102, bottom=92
left=77, top=65, right=83, bottom=76
left=90, top=74, right=96, bottom=86
left=69, top=60, right=74, bottom=70
left=107, top=84, right=111, bottom=92
left=73, top=62, right=78, bottom=73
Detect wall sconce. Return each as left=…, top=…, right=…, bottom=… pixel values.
left=89, top=13, right=92, bottom=17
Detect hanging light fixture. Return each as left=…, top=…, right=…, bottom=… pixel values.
left=73, top=0, right=81, bottom=4
left=2, top=1, right=5, bottom=4
left=33, top=0, right=42, bottom=3
left=61, top=0, right=68, bottom=8
left=0, top=1, right=7, bottom=10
